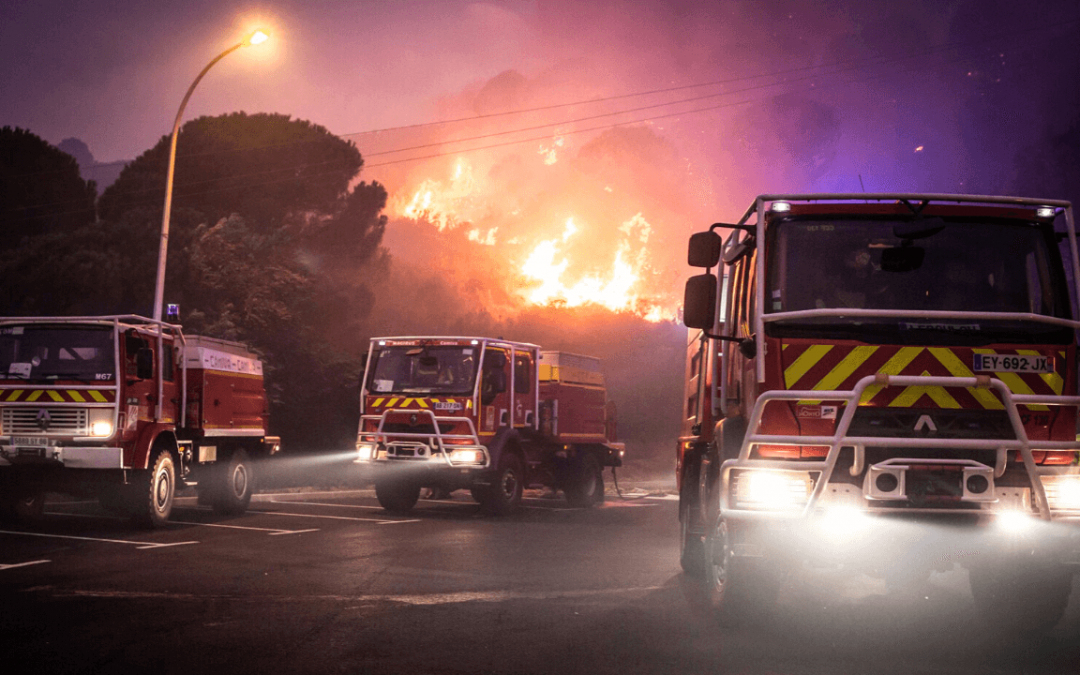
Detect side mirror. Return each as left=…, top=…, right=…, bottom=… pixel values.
left=688, top=231, right=723, bottom=268
left=136, top=347, right=154, bottom=380
left=683, top=274, right=717, bottom=329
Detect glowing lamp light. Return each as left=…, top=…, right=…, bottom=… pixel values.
left=90, top=420, right=114, bottom=437
left=1042, top=475, right=1080, bottom=511
left=995, top=510, right=1033, bottom=533
left=1036, top=206, right=1056, bottom=219
left=247, top=30, right=269, bottom=46
left=355, top=443, right=377, bottom=462
left=734, top=470, right=811, bottom=509
left=450, top=449, right=485, bottom=465
left=770, top=201, right=791, bottom=213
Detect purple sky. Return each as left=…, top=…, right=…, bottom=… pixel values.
left=3, top=1, right=1079, bottom=242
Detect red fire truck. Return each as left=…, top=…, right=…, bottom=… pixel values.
left=679, top=194, right=1080, bottom=629
left=0, top=315, right=280, bottom=527
left=354, top=336, right=624, bottom=514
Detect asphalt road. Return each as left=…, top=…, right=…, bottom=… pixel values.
left=2, top=480, right=1080, bottom=675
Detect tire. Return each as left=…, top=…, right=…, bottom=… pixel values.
left=679, top=453, right=705, bottom=577
left=478, top=452, right=524, bottom=515
left=968, top=558, right=1073, bottom=632
left=212, top=449, right=254, bottom=515
left=132, top=446, right=176, bottom=528
left=704, top=513, right=778, bottom=627
left=375, top=480, right=421, bottom=514
left=565, top=452, right=604, bottom=508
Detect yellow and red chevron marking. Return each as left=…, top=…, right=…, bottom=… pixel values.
left=0, top=388, right=116, bottom=403
left=781, top=342, right=1067, bottom=410
left=367, top=396, right=472, bottom=410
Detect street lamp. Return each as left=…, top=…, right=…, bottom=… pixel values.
left=152, top=30, right=269, bottom=323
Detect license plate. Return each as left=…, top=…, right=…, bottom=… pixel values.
left=973, top=354, right=1054, bottom=373
left=11, top=436, right=48, bottom=447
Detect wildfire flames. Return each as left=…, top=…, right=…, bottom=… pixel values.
left=391, top=157, right=672, bottom=322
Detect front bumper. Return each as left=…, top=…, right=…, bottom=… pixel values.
left=0, top=443, right=123, bottom=469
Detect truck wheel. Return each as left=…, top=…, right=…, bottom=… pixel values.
left=479, top=452, right=524, bottom=515
left=704, top=513, right=777, bottom=627
left=968, top=558, right=1073, bottom=631
left=679, top=454, right=705, bottom=577
left=565, top=453, right=603, bottom=508
left=212, top=449, right=254, bottom=515
left=132, top=447, right=176, bottom=528
left=376, top=480, right=421, bottom=514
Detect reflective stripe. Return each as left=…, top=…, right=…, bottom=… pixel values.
left=784, top=344, right=833, bottom=389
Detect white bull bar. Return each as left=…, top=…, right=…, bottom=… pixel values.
left=719, top=373, right=1080, bottom=522
left=359, top=409, right=490, bottom=468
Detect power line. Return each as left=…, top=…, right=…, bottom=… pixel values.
left=3, top=16, right=1077, bottom=222
left=9, top=14, right=1078, bottom=182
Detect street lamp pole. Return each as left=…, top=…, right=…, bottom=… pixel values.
left=152, top=30, right=268, bottom=323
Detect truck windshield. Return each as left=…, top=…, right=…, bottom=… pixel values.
left=0, top=325, right=116, bottom=381
left=367, top=345, right=479, bottom=395
left=768, top=217, right=1071, bottom=321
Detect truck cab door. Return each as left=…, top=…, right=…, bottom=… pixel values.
left=513, top=352, right=534, bottom=428
left=480, top=348, right=510, bottom=432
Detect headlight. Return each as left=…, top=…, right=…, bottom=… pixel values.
left=449, top=449, right=485, bottom=465
left=1042, top=475, right=1080, bottom=511
left=356, top=443, right=377, bottom=461
left=88, top=410, right=114, bottom=437
left=90, top=420, right=114, bottom=437
left=733, top=470, right=812, bottom=510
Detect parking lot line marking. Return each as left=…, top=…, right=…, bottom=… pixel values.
left=249, top=509, right=417, bottom=525
left=268, top=498, right=385, bottom=510
left=174, top=521, right=319, bottom=536
left=0, top=529, right=198, bottom=549
left=1, top=560, right=50, bottom=571
left=268, top=528, right=320, bottom=536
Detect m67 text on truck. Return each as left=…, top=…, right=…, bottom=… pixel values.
left=678, top=194, right=1080, bottom=630
left=0, top=315, right=280, bottom=526
left=354, top=336, right=624, bottom=514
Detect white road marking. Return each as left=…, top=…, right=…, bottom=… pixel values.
left=0, top=529, right=198, bottom=550
left=1, top=560, right=50, bottom=571
left=269, top=498, right=385, bottom=511
left=249, top=509, right=419, bottom=525
left=173, top=521, right=320, bottom=536
left=50, top=585, right=666, bottom=604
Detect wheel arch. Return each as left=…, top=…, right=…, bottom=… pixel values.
left=133, top=425, right=179, bottom=469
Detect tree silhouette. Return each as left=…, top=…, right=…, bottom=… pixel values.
left=0, top=127, right=97, bottom=250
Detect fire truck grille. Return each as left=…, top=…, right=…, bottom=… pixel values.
left=380, top=422, right=456, bottom=435
left=2, top=408, right=88, bottom=435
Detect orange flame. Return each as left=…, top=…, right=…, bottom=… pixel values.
left=392, top=158, right=673, bottom=322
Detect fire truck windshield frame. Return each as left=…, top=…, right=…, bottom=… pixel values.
left=0, top=325, right=116, bottom=382
left=766, top=216, right=1071, bottom=323
left=366, top=345, right=479, bottom=395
